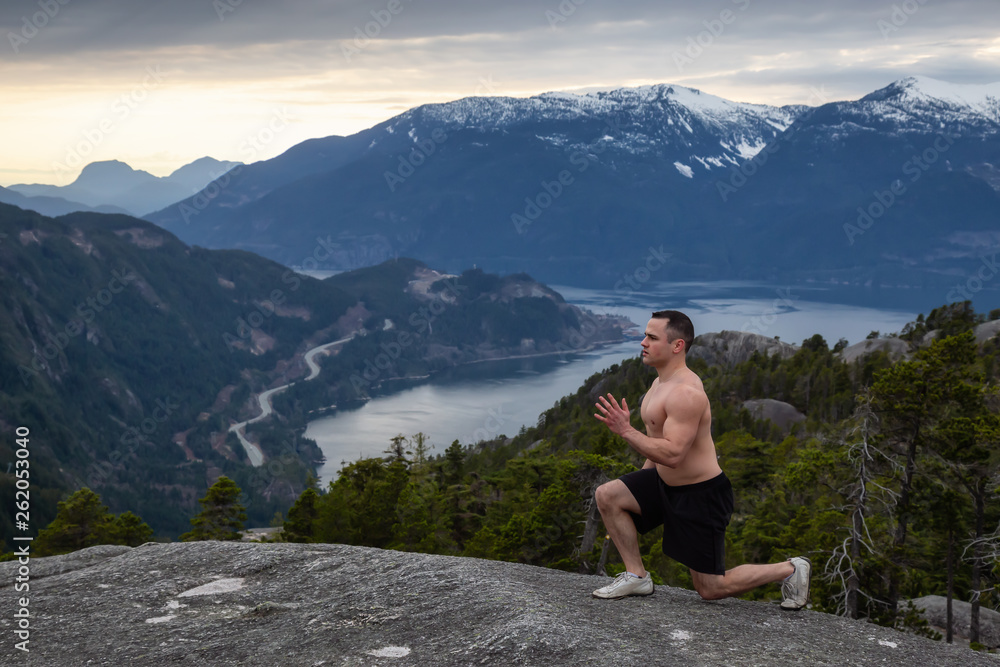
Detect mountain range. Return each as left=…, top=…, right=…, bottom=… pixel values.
left=6, top=157, right=241, bottom=218
left=141, top=76, right=1000, bottom=291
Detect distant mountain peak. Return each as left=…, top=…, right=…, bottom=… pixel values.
left=74, top=160, right=155, bottom=187
left=864, top=76, right=1000, bottom=115
left=167, top=156, right=241, bottom=180
left=538, top=82, right=777, bottom=115
left=8, top=157, right=245, bottom=217
left=401, top=82, right=801, bottom=135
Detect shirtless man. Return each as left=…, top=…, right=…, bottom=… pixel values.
left=591, top=310, right=810, bottom=609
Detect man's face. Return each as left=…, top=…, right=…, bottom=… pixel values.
left=640, top=318, right=676, bottom=365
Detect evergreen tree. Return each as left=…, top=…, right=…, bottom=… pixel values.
left=34, top=488, right=115, bottom=556
left=109, top=511, right=155, bottom=547
left=282, top=487, right=319, bottom=543
left=869, top=334, right=975, bottom=622
left=444, top=439, right=465, bottom=486
left=385, top=434, right=410, bottom=462
left=181, top=476, right=247, bottom=541
left=411, top=431, right=432, bottom=467
left=33, top=488, right=155, bottom=555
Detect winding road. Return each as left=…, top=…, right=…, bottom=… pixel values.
left=228, top=335, right=354, bottom=466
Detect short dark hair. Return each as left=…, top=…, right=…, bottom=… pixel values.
left=651, top=310, right=694, bottom=351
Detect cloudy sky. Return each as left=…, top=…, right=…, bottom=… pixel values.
left=2, top=0, right=998, bottom=186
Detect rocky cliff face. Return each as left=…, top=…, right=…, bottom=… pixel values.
left=1, top=542, right=992, bottom=666
left=837, top=337, right=912, bottom=364
left=689, top=330, right=799, bottom=367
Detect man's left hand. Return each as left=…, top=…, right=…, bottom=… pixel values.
left=594, top=393, right=631, bottom=436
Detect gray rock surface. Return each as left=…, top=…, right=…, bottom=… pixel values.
left=910, top=595, right=1000, bottom=648
left=1, top=544, right=132, bottom=581
left=2, top=542, right=996, bottom=666
left=837, top=337, right=911, bottom=364
left=974, top=319, right=1000, bottom=345
left=689, top=331, right=798, bottom=368
left=742, top=399, right=806, bottom=431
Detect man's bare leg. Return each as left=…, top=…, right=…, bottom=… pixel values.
left=594, top=479, right=646, bottom=576
left=689, top=561, right=795, bottom=600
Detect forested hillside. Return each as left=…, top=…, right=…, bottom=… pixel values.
left=0, top=204, right=351, bottom=542
left=280, top=303, right=1000, bottom=644
left=0, top=203, right=625, bottom=547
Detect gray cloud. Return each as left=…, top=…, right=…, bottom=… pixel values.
left=5, top=0, right=998, bottom=62
left=3, top=0, right=999, bottom=186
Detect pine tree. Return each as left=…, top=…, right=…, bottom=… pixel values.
left=282, top=487, right=319, bottom=543
left=109, top=511, right=155, bottom=547
left=181, top=476, right=247, bottom=541
left=34, top=488, right=115, bottom=556
left=444, top=439, right=465, bottom=486
left=33, top=488, right=155, bottom=555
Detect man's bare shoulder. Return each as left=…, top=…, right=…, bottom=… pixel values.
left=661, top=379, right=708, bottom=414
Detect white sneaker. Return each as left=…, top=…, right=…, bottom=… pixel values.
left=592, top=572, right=654, bottom=599
left=780, top=557, right=811, bottom=610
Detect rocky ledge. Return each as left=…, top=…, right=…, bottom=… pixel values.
left=1, top=542, right=995, bottom=666
left=689, top=331, right=798, bottom=368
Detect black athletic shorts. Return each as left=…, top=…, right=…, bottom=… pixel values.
left=620, top=468, right=734, bottom=575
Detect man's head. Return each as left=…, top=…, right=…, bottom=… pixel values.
left=648, top=310, right=694, bottom=356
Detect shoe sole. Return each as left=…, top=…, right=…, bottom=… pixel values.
left=592, top=585, right=655, bottom=599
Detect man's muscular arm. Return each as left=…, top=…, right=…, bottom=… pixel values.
left=594, top=389, right=704, bottom=468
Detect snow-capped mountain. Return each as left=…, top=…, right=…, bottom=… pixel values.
left=148, top=82, right=805, bottom=276
left=794, top=76, right=1000, bottom=144
left=146, top=77, right=1000, bottom=290
left=382, top=84, right=803, bottom=178
left=858, top=76, right=1000, bottom=132
left=715, top=76, right=1000, bottom=282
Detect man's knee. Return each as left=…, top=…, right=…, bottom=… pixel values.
left=694, top=583, right=725, bottom=601
left=594, top=480, right=620, bottom=512
left=692, top=575, right=727, bottom=601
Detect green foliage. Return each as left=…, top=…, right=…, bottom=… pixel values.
left=181, top=476, right=247, bottom=541
left=0, top=203, right=607, bottom=549
left=110, top=511, right=155, bottom=547
left=281, top=488, right=319, bottom=543
left=32, top=488, right=154, bottom=556
left=899, top=301, right=982, bottom=342
left=0, top=205, right=355, bottom=547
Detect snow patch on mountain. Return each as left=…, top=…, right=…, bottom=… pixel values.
left=693, top=155, right=728, bottom=170
left=375, top=83, right=804, bottom=168
left=850, top=76, right=1000, bottom=135
left=898, top=76, right=1000, bottom=114
left=733, top=139, right=767, bottom=159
